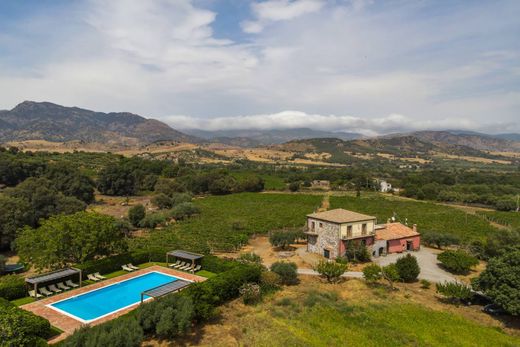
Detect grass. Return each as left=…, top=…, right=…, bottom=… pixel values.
left=196, top=270, right=217, bottom=278
left=330, top=195, right=498, bottom=241
left=11, top=296, right=35, bottom=306
left=231, top=289, right=519, bottom=347
left=130, top=193, right=323, bottom=253
left=231, top=172, right=286, bottom=190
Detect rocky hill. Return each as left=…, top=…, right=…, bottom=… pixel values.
left=407, top=131, right=520, bottom=152
left=0, top=101, right=196, bottom=147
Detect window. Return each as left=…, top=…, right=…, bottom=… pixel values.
left=347, top=225, right=352, bottom=237
left=362, top=223, right=367, bottom=235
left=319, top=222, right=323, bottom=228
left=323, top=249, right=330, bottom=258
left=311, top=221, right=315, bottom=230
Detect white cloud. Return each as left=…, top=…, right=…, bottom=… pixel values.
left=242, top=0, right=325, bottom=33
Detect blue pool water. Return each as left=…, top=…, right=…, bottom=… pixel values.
left=50, top=272, right=178, bottom=322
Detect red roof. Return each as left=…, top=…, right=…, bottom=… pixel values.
left=375, top=223, right=419, bottom=241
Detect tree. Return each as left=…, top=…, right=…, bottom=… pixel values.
left=381, top=263, right=400, bottom=289
left=363, top=264, right=382, bottom=283
left=97, top=163, right=136, bottom=196
left=168, top=202, right=200, bottom=220
left=473, top=250, right=520, bottom=315
left=270, top=262, right=298, bottom=285
left=16, top=212, right=128, bottom=270
left=421, top=231, right=459, bottom=249
left=269, top=231, right=297, bottom=250
left=151, top=193, right=173, bottom=209
left=208, top=176, right=237, bottom=195
left=344, top=241, right=371, bottom=263
left=239, top=175, right=265, bottom=192
left=0, top=195, right=32, bottom=250
left=395, top=254, right=420, bottom=282
left=288, top=181, right=300, bottom=192
left=314, top=260, right=348, bottom=283
left=128, top=204, right=146, bottom=227
left=44, top=162, right=95, bottom=203
left=437, top=250, right=479, bottom=274
left=436, top=281, right=472, bottom=304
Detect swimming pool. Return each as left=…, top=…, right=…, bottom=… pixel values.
left=49, top=271, right=181, bottom=322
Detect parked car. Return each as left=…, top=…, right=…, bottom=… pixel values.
left=482, top=303, right=507, bottom=316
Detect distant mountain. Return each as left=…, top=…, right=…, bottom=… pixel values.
left=183, top=128, right=362, bottom=146
left=493, top=133, right=520, bottom=142
left=0, top=101, right=197, bottom=146
left=406, top=131, right=520, bottom=152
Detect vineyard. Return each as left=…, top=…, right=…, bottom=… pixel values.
left=475, top=210, right=520, bottom=229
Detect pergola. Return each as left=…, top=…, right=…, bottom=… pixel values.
left=25, top=267, right=82, bottom=300
left=140, top=279, right=191, bottom=303
left=165, top=250, right=204, bottom=269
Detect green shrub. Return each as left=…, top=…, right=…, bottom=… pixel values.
left=237, top=252, right=263, bottom=265
left=344, top=241, right=371, bottom=263
left=139, top=213, right=167, bottom=228
left=167, top=202, right=200, bottom=220
left=420, top=279, right=431, bottom=289
left=335, top=256, right=349, bottom=265
left=270, top=262, right=298, bottom=285
left=171, top=193, right=193, bottom=206
left=151, top=193, right=173, bottom=209
left=260, top=271, right=281, bottom=291
left=438, top=250, right=479, bottom=274
left=363, top=264, right=382, bottom=283
left=200, top=255, right=239, bottom=273
left=239, top=283, right=261, bottom=304
left=381, top=263, right=400, bottom=289
left=314, top=260, right=348, bottom=283
left=0, top=274, right=26, bottom=300
left=269, top=231, right=297, bottom=250
left=128, top=204, right=146, bottom=227
left=436, top=281, right=472, bottom=304
left=62, top=316, right=143, bottom=347
left=0, top=297, right=51, bottom=346
left=395, top=254, right=420, bottom=282
left=422, top=231, right=460, bottom=249
left=0, top=255, right=6, bottom=274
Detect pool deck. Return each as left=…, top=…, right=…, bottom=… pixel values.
left=21, top=265, right=206, bottom=344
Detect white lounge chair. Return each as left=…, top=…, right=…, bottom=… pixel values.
left=93, top=272, right=106, bottom=280
left=180, top=264, right=193, bottom=271
left=39, top=287, right=53, bottom=296
left=122, top=265, right=134, bottom=272
left=127, top=263, right=139, bottom=270
left=48, top=284, right=62, bottom=293
left=169, top=260, right=181, bottom=268
left=57, top=282, right=70, bottom=291
left=29, top=290, right=42, bottom=298
left=65, top=280, right=79, bottom=288
left=193, top=265, right=201, bottom=272
left=87, top=274, right=100, bottom=281
left=174, top=261, right=187, bottom=269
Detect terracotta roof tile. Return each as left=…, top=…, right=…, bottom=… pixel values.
left=375, top=223, right=419, bottom=240
left=307, top=208, right=376, bottom=224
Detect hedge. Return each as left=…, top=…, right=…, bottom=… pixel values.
left=0, top=297, right=52, bottom=346
left=0, top=274, right=26, bottom=300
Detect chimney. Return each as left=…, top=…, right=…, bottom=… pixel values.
left=413, top=224, right=417, bottom=233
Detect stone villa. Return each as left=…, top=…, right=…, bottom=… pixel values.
left=305, top=208, right=420, bottom=259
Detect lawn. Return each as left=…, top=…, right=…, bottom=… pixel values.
left=129, top=193, right=322, bottom=253
left=231, top=172, right=286, bottom=190
left=330, top=195, right=498, bottom=241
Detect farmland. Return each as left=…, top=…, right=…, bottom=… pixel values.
left=476, top=210, right=520, bottom=229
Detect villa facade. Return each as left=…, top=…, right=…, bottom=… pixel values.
left=305, top=208, right=420, bottom=259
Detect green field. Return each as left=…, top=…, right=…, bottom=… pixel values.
left=476, top=210, right=520, bottom=229
left=330, top=195, right=498, bottom=241
left=236, top=290, right=519, bottom=347
left=231, top=172, right=286, bottom=190
left=130, top=193, right=322, bottom=253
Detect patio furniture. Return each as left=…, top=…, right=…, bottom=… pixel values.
left=48, top=284, right=62, bottom=293
left=193, top=265, right=201, bottom=272
left=28, top=290, right=42, bottom=298
left=57, top=282, right=70, bottom=291
left=39, top=287, right=53, bottom=296
left=87, top=274, right=100, bottom=281
left=180, top=264, right=193, bottom=271
left=174, top=261, right=187, bottom=269
left=93, top=272, right=106, bottom=280
left=122, top=265, right=134, bottom=272
left=169, top=260, right=181, bottom=268
left=65, top=280, right=79, bottom=288
left=127, top=263, right=139, bottom=270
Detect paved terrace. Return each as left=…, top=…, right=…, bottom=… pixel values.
left=22, top=265, right=206, bottom=344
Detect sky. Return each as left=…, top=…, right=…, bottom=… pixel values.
left=0, top=0, right=519, bottom=135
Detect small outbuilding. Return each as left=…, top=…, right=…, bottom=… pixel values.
left=374, top=223, right=420, bottom=256
left=165, top=250, right=204, bottom=269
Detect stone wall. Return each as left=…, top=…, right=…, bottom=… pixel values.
left=307, top=218, right=340, bottom=258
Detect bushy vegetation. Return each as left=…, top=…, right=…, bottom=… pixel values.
left=16, top=212, right=128, bottom=270
left=473, top=250, right=520, bottom=315
left=128, top=204, right=146, bottom=227
left=0, top=298, right=52, bottom=347
left=270, top=262, right=298, bottom=285
left=269, top=230, right=299, bottom=250
left=362, top=264, right=383, bottom=283
left=343, top=241, right=371, bottom=262
left=422, top=231, right=460, bottom=249
left=395, top=254, right=420, bottom=282
left=62, top=317, right=143, bottom=347
left=0, top=275, right=26, bottom=300
left=437, top=250, right=479, bottom=274
left=436, top=281, right=473, bottom=304
left=239, top=283, right=262, bottom=304
left=314, top=260, right=348, bottom=283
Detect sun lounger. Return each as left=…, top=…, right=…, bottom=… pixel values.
left=57, top=282, right=70, bottom=291
left=193, top=265, right=201, bottom=272
left=180, top=264, right=193, bottom=271
left=122, top=265, right=134, bottom=272
left=65, top=280, right=79, bottom=288
left=174, top=261, right=187, bottom=269
left=39, top=287, right=53, bottom=296
left=29, top=290, right=42, bottom=298
left=127, top=263, right=139, bottom=270
left=169, top=260, right=181, bottom=268
left=87, top=274, right=100, bottom=281
left=48, top=284, right=62, bottom=293
left=93, top=272, right=106, bottom=280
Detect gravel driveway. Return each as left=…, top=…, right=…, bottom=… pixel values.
left=373, top=247, right=456, bottom=283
